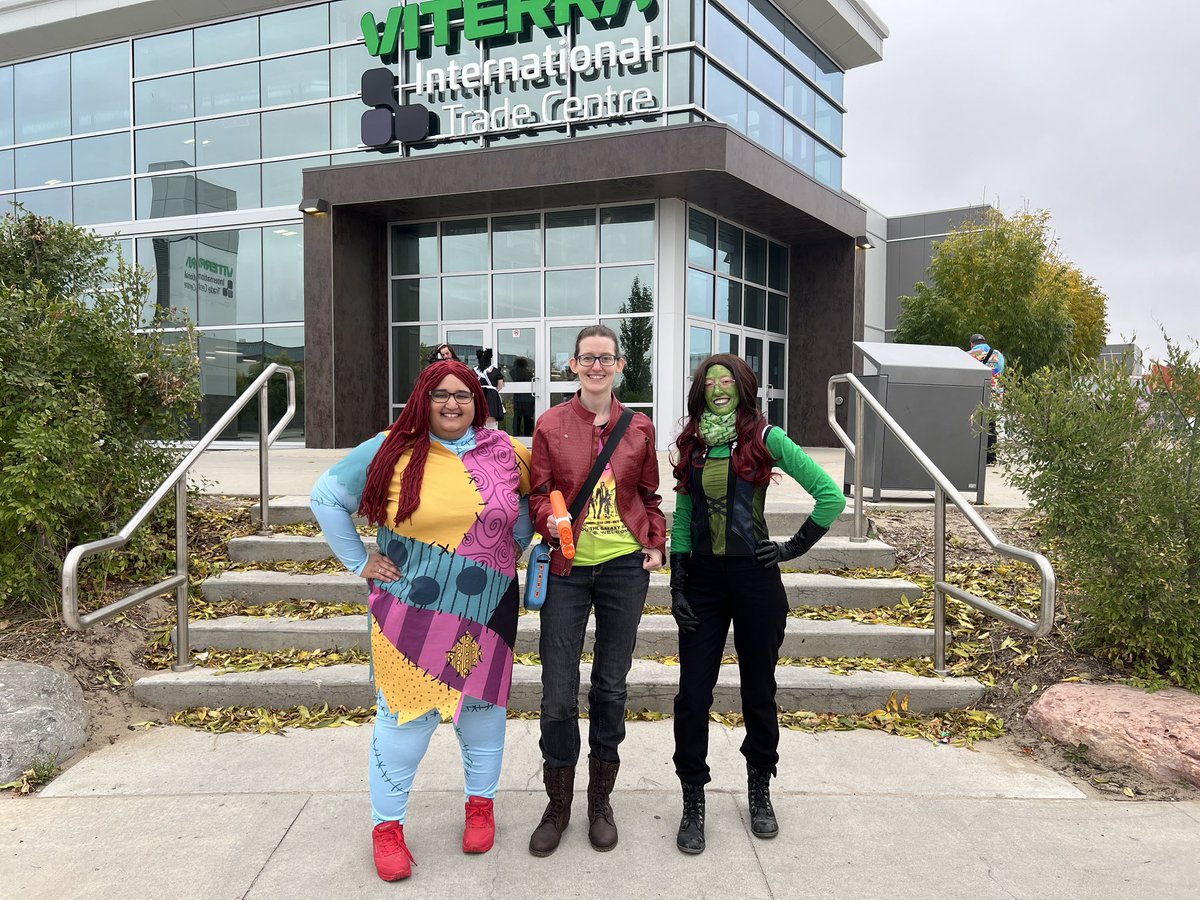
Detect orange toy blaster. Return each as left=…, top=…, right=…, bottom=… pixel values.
left=549, top=490, right=575, bottom=560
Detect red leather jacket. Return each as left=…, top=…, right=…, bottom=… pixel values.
left=530, top=393, right=666, bottom=576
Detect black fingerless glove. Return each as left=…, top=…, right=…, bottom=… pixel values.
left=754, top=517, right=830, bottom=567
left=669, top=552, right=699, bottom=634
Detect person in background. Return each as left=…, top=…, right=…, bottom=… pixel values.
left=428, top=342, right=459, bottom=366
left=527, top=324, right=666, bottom=857
left=668, top=353, right=845, bottom=855
left=475, top=348, right=506, bottom=429
left=310, top=360, right=532, bottom=882
left=509, top=356, right=537, bottom=436
left=968, top=333, right=1006, bottom=464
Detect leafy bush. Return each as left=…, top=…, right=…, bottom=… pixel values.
left=998, top=341, right=1200, bottom=689
left=0, top=208, right=199, bottom=615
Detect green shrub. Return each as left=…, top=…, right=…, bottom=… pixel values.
left=998, top=342, right=1200, bottom=689
left=0, top=208, right=199, bottom=615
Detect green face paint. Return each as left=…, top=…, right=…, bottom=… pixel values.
left=703, top=364, right=740, bottom=415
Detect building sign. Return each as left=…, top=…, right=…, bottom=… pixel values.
left=360, top=0, right=661, bottom=148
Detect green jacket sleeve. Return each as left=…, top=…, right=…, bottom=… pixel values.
left=670, top=490, right=694, bottom=553
left=766, top=427, right=846, bottom=528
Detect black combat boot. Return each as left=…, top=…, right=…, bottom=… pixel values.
left=676, top=783, right=706, bottom=855
left=747, top=765, right=778, bottom=838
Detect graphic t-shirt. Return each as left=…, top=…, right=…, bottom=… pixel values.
left=573, top=438, right=642, bottom=565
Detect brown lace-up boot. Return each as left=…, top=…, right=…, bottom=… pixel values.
left=586, top=755, right=620, bottom=851
left=528, top=764, right=575, bottom=857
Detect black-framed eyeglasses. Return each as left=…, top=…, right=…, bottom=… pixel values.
left=575, top=354, right=619, bottom=368
left=429, top=389, right=475, bottom=404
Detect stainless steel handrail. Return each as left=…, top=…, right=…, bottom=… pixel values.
left=61, top=364, right=296, bottom=672
left=827, top=373, right=1056, bottom=673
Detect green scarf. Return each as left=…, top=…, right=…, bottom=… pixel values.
left=699, top=410, right=738, bottom=447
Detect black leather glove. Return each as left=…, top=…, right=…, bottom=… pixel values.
left=755, top=517, right=829, bottom=567
left=669, top=552, right=699, bottom=634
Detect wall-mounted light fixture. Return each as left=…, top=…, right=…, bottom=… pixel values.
left=854, top=235, right=874, bottom=250
left=299, top=198, right=330, bottom=215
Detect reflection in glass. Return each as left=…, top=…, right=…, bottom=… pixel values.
left=748, top=38, right=783, bottom=104
left=72, top=45, right=130, bottom=134
left=496, top=327, right=537, bottom=437
left=73, top=134, right=131, bottom=182
left=261, top=4, right=329, bottom=56
left=15, top=55, right=71, bottom=142
left=262, top=51, right=330, bottom=107
left=689, top=325, right=712, bottom=377
left=136, top=124, right=195, bottom=173
left=747, top=94, right=782, bottom=156
left=195, top=63, right=260, bottom=117
left=262, top=105, right=330, bottom=157
left=199, top=165, right=261, bottom=212
left=768, top=340, right=785, bottom=388
left=493, top=271, right=540, bottom=318
left=745, top=233, right=767, bottom=284
left=197, top=114, right=261, bottom=167
left=135, top=31, right=193, bottom=77
left=783, top=70, right=813, bottom=126
left=138, top=233, right=198, bottom=324
left=262, top=156, right=329, bottom=207
left=717, top=221, right=742, bottom=276
left=73, top=181, right=131, bottom=226
left=331, top=44, right=373, bottom=97
left=194, top=18, right=259, bottom=68
left=601, top=265, right=653, bottom=315
left=545, top=209, right=595, bottom=267
left=330, top=98, right=363, bottom=150
left=706, top=65, right=745, bottom=134
left=16, top=187, right=71, bottom=220
left=687, top=267, right=713, bottom=318
left=0, top=149, right=12, bottom=191
left=744, top=286, right=765, bottom=329
left=263, top=227, right=304, bottom=322
left=441, top=219, right=488, bottom=273
left=492, top=214, right=540, bottom=270
left=135, top=74, right=194, bottom=125
left=545, top=268, right=595, bottom=318
left=783, top=123, right=813, bottom=175
left=745, top=336, right=763, bottom=383
left=392, top=222, right=438, bottom=275
left=718, top=331, right=738, bottom=355
left=600, top=205, right=654, bottom=263
left=442, top=274, right=487, bottom=319
left=687, top=208, right=715, bottom=269
left=609, top=315, right=654, bottom=404
left=716, top=277, right=741, bottom=324
left=768, top=292, right=787, bottom=334
left=15, top=141, right=70, bottom=189
left=444, top=329, right=484, bottom=374
left=0, top=68, right=12, bottom=146
left=549, top=326, right=582, bottom=381
left=814, top=142, right=841, bottom=191
left=194, top=230, right=249, bottom=326
left=392, top=324, right=439, bottom=409
left=707, top=8, right=747, bottom=75
left=332, top=0, right=394, bottom=42
left=815, top=95, right=841, bottom=147
left=392, top=278, right=439, bottom=321
left=136, top=170, right=196, bottom=219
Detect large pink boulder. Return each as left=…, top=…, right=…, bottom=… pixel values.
left=1025, top=683, right=1200, bottom=787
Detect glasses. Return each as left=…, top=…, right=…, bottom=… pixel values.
left=576, top=354, right=619, bottom=368
left=429, top=389, right=475, bottom=404
left=704, top=377, right=736, bottom=389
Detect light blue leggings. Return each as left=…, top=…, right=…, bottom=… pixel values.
left=369, top=691, right=507, bottom=825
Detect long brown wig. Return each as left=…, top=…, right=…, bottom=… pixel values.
left=671, top=353, right=775, bottom=492
left=357, top=360, right=488, bottom=526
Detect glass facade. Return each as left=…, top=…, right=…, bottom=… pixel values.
left=0, top=0, right=848, bottom=441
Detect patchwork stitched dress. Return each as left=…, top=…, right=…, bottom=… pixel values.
left=311, top=427, right=531, bottom=723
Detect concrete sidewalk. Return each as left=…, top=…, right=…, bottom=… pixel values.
left=6, top=721, right=1198, bottom=898
left=190, top=446, right=1032, bottom=508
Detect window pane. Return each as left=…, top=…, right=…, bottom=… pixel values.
left=196, top=63, right=260, bottom=117
left=600, top=204, right=653, bottom=263
left=442, top=274, right=487, bottom=320
left=15, top=140, right=70, bottom=189
left=135, top=31, right=193, bottom=77
left=747, top=93, right=782, bottom=156
left=136, top=171, right=196, bottom=218
left=136, top=74, right=194, bottom=125
left=136, top=124, right=195, bottom=173
left=768, top=243, right=788, bottom=291
left=768, top=291, right=787, bottom=333
left=492, top=213, right=540, bottom=270
left=197, top=114, right=260, bottom=167
left=255, top=326, right=305, bottom=440
left=768, top=340, right=785, bottom=387
left=718, top=331, right=738, bottom=355
left=706, top=65, right=745, bottom=135
left=194, top=229, right=260, bottom=325
left=72, top=45, right=130, bottom=134
left=441, top=218, right=487, bottom=273
left=707, top=8, right=747, bottom=75
left=261, top=5, right=328, bottom=56
left=262, top=51, right=329, bottom=107
left=15, top=55, right=71, bottom=142
left=73, top=134, right=131, bottom=182
left=815, top=95, right=842, bottom=147
left=687, top=267, right=713, bottom=318
left=784, top=70, right=813, bottom=126
left=262, top=155, right=328, bottom=207
left=601, top=265, right=654, bottom=315
left=689, top=325, right=712, bottom=376
left=16, top=187, right=71, bottom=220
left=717, top=221, right=742, bottom=276
left=194, top=18, right=259, bottom=68
left=545, top=208, right=595, bottom=266
left=392, top=222, right=438, bottom=275
left=687, top=208, right=715, bottom=269
left=546, top=268, right=595, bottom=317
left=493, top=271, right=540, bottom=318
left=716, top=277, right=741, bottom=324
left=549, top=326, right=579, bottom=381
left=263, top=226, right=303, bottom=322
left=745, top=233, right=767, bottom=284
left=745, top=336, right=763, bottom=382
left=199, top=164, right=261, bottom=212
left=138, top=233, right=198, bottom=324
left=0, top=149, right=12, bottom=191
left=73, top=181, right=131, bottom=225
left=332, top=0, right=393, bottom=42
left=744, top=285, right=766, bottom=329
left=330, top=98, right=361, bottom=150
left=393, top=324, right=440, bottom=406
left=747, top=38, right=782, bottom=104
left=610, top=315, right=654, bottom=403
left=0, top=67, right=13, bottom=146
left=262, top=104, right=330, bottom=157
left=392, top=278, right=438, bottom=321
left=815, top=142, right=841, bottom=191
left=783, top=123, right=813, bottom=175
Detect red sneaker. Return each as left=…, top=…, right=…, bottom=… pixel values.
left=372, top=820, right=415, bottom=881
left=463, top=796, right=496, bottom=854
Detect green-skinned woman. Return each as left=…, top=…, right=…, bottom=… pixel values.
left=668, top=353, right=845, bottom=855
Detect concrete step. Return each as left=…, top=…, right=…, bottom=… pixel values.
left=186, top=613, right=941, bottom=659
left=225, top=533, right=896, bottom=571
left=202, top=570, right=920, bottom=610
left=253, top=495, right=871, bottom=538
left=133, top=659, right=984, bottom=715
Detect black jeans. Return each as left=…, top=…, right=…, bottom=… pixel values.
left=673, top=554, right=788, bottom=786
left=539, top=551, right=649, bottom=768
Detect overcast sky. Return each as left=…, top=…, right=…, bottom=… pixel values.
left=842, top=0, right=1200, bottom=363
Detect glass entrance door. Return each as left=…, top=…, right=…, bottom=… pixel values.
left=494, top=323, right=542, bottom=442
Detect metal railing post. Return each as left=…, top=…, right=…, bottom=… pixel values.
left=258, top=384, right=271, bottom=535
left=933, top=484, right=947, bottom=675
left=172, top=479, right=194, bottom=673
left=852, top=391, right=867, bottom=542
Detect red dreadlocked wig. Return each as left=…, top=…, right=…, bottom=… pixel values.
left=671, top=353, right=776, bottom=493
left=357, top=360, right=488, bottom=526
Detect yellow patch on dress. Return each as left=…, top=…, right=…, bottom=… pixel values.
left=384, top=443, right=484, bottom=552
left=446, top=632, right=484, bottom=678
left=371, top=621, right=461, bottom=723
